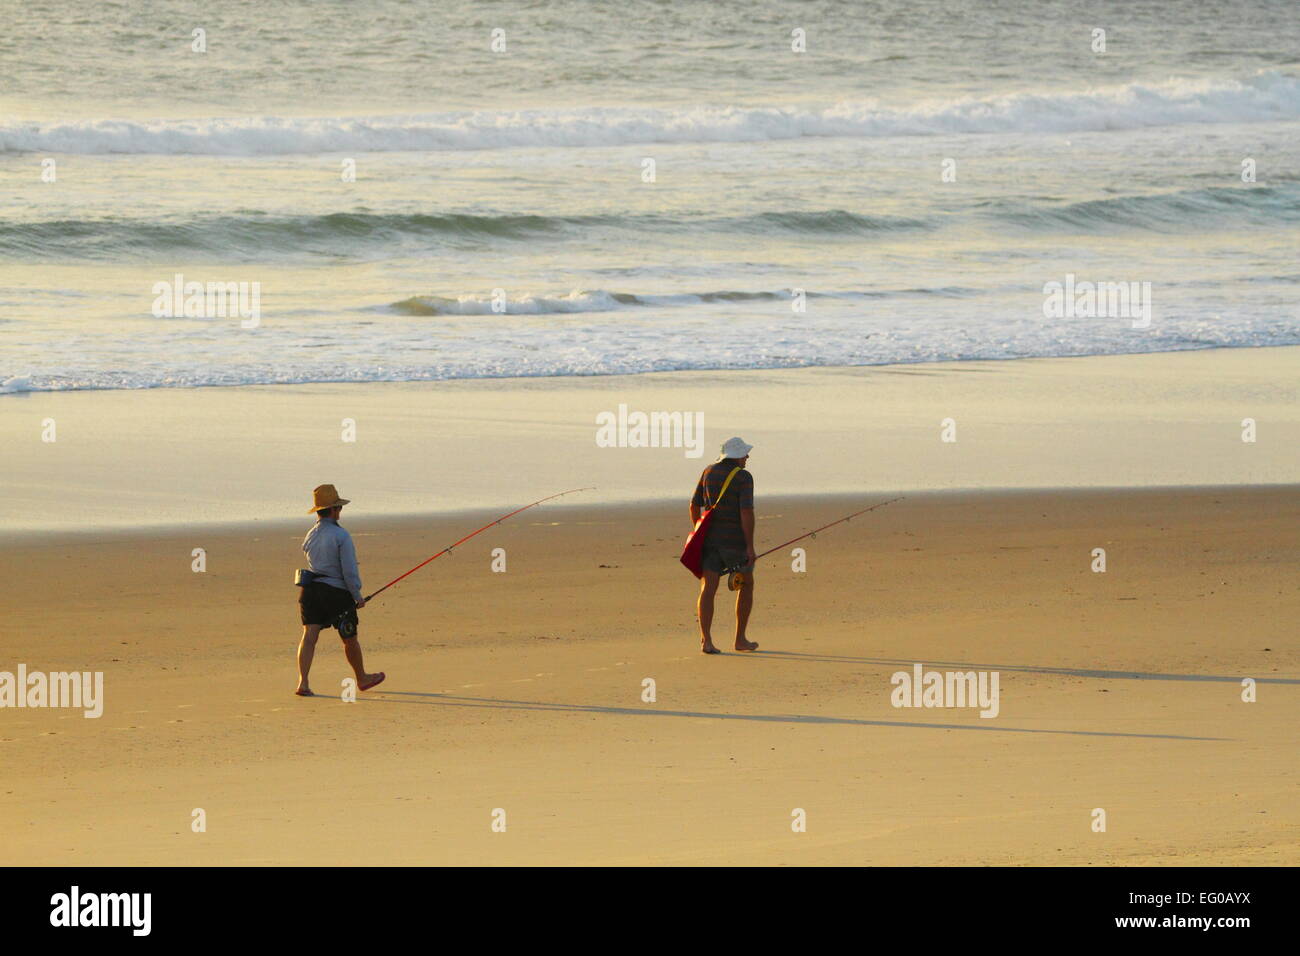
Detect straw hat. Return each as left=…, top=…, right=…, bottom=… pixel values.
left=308, top=484, right=351, bottom=514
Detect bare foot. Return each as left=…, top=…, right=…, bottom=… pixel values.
left=295, top=687, right=314, bottom=697
left=359, top=672, right=386, bottom=691
left=701, top=643, right=722, bottom=655
left=734, top=639, right=759, bottom=652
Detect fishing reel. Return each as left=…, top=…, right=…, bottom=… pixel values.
left=725, top=565, right=751, bottom=591
left=334, top=610, right=358, bottom=640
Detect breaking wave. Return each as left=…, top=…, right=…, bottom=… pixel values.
left=4, top=72, right=1297, bottom=155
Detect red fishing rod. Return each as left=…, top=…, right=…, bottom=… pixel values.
left=725, top=496, right=905, bottom=589
left=360, top=487, right=595, bottom=605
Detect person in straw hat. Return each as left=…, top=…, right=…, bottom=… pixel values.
left=689, top=436, right=760, bottom=654
left=295, top=484, right=385, bottom=696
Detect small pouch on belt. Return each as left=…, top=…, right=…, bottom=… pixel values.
left=294, top=568, right=319, bottom=587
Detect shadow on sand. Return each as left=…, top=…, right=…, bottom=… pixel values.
left=342, top=690, right=1226, bottom=741
left=738, top=650, right=1299, bottom=685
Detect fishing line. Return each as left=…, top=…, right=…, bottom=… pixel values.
left=726, top=496, right=905, bottom=590
left=333, top=487, right=595, bottom=634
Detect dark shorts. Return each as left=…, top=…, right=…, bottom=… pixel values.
left=702, top=545, right=750, bottom=575
left=299, top=582, right=358, bottom=636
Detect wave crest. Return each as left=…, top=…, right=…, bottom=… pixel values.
left=5, top=72, right=1297, bottom=155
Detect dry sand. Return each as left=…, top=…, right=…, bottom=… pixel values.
left=2, top=487, right=1296, bottom=866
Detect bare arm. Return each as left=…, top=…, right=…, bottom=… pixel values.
left=689, top=503, right=702, bottom=525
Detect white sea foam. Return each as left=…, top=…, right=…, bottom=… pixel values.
left=389, top=289, right=628, bottom=315
left=6, top=300, right=1296, bottom=394
left=0, top=377, right=33, bottom=394
left=5, top=73, right=1297, bottom=155
left=386, top=289, right=805, bottom=316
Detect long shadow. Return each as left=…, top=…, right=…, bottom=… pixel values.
left=744, top=651, right=1299, bottom=685
left=351, top=690, right=1225, bottom=741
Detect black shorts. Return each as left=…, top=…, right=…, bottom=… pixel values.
left=702, top=545, right=750, bottom=575
left=299, top=582, right=358, bottom=636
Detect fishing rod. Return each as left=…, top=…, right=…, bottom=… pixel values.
left=725, top=496, right=905, bottom=589
left=355, top=486, right=595, bottom=606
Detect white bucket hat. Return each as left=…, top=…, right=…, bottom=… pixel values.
left=717, top=436, right=754, bottom=461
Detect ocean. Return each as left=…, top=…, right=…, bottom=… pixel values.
left=2, top=0, right=1298, bottom=393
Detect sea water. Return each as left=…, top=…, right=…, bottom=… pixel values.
left=2, top=0, right=1297, bottom=393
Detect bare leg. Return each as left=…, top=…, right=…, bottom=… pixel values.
left=342, top=636, right=379, bottom=683
left=296, top=625, right=321, bottom=694
left=342, top=637, right=385, bottom=689
left=734, top=571, right=758, bottom=651
left=697, top=571, right=721, bottom=653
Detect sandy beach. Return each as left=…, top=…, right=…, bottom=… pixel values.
left=2, top=349, right=1296, bottom=866
left=3, top=346, right=1297, bottom=535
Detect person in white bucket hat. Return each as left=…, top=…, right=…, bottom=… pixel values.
left=716, top=436, right=753, bottom=462
left=689, top=437, right=759, bottom=654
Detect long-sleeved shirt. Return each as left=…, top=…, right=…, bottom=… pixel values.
left=302, top=517, right=363, bottom=601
